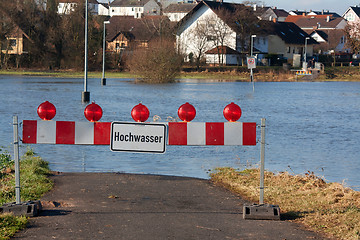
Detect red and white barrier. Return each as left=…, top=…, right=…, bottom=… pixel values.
left=22, top=120, right=111, bottom=145
left=168, top=122, right=256, bottom=146
left=22, top=120, right=256, bottom=146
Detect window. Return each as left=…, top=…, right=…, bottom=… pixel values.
left=10, top=39, right=17, bottom=47
left=346, top=13, right=354, bottom=21
left=287, top=46, right=290, bottom=53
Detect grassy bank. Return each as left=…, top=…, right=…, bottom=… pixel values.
left=1, top=66, right=360, bottom=81
left=211, top=167, right=360, bottom=240
left=0, top=149, right=53, bottom=240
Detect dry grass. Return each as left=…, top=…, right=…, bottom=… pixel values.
left=211, top=167, right=360, bottom=240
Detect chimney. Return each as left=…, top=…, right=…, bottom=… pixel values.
left=327, top=15, right=330, bottom=22
left=253, top=4, right=256, bottom=11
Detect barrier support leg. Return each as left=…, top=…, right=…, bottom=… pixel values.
left=243, top=118, right=280, bottom=220
left=13, top=116, right=21, bottom=204
left=260, top=118, right=265, bottom=204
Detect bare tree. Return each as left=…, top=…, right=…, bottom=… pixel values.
left=0, top=11, right=14, bottom=69
left=345, top=21, right=360, bottom=54
left=231, top=5, right=263, bottom=58
left=185, top=20, right=212, bottom=68
left=206, top=9, right=235, bottom=65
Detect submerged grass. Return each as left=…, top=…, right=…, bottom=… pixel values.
left=0, top=148, right=53, bottom=240
left=211, top=167, right=360, bottom=240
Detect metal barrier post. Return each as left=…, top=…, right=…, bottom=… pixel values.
left=260, top=118, right=265, bottom=204
left=13, top=116, right=21, bottom=204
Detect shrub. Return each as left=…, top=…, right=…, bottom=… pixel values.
left=128, top=39, right=183, bottom=83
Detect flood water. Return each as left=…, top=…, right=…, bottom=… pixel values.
left=0, top=75, right=359, bottom=190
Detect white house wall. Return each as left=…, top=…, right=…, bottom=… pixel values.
left=99, top=5, right=110, bottom=15
left=205, top=54, right=239, bottom=65
left=110, top=6, right=144, bottom=17
left=58, top=2, right=98, bottom=15
left=177, top=5, right=236, bottom=61
left=165, top=12, right=187, bottom=22
left=253, top=36, right=268, bottom=54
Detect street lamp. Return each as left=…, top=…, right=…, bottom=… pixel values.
left=250, top=35, right=256, bottom=82
left=101, top=21, right=110, bottom=86
left=304, top=37, right=310, bottom=69
left=251, top=34, right=256, bottom=57
left=82, top=0, right=90, bottom=103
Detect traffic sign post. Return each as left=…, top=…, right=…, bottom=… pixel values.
left=247, top=57, right=256, bottom=69
left=247, top=57, right=256, bottom=90
left=110, top=122, right=166, bottom=153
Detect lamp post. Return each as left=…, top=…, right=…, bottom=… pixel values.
left=304, top=37, right=310, bottom=70
left=82, top=0, right=90, bottom=103
left=250, top=35, right=256, bottom=82
left=101, top=21, right=110, bottom=86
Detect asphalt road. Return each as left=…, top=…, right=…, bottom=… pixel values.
left=13, top=172, right=331, bottom=240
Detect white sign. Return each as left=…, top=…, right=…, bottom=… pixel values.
left=247, top=57, right=256, bottom=69
left=110, top=122, right=166, bottom=153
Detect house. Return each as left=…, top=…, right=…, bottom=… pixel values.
left=205, top=46, right=241, bottom=65
left=342, top=6, right=360, bottom=22
left=265, top=21, right=317, bottom=62
left=285, top=14, right=348, bottom=54
left=107, top=31, right=135, bottom=52
left=106, top=15, right=171, bottom=52
left=252, top=5, right=270, bottom=19
left=0, top=9, right=32, bottom=56
left=57, top=0, right=100, bottom=15
left=1, top=25, right=32, bottom=55
left=98, top=2, right=111, bottom=16
left=163, top=3, right=196, bottom=22
left=285, top=15, right=347, bottom=30
left=258, top=7, right=289, bottom=22
left=176, top=0, right=316, bottom=66
left=109, top=0, right=160, bottom=18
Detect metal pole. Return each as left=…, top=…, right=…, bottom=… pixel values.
left=251, top=35, right=256, bottom=91
left=13, top=116, right=21, bottom=204
left=101, top=21, right=106, bottom=85
left=259, top=118, right=266, bottom=204
left=82, top=0, right=90, bottom=103
left=304, top=37, right=309, bottom=70
left=101, top=21, right=110, bottom=86
left=250, top=36, right=254, bottom=57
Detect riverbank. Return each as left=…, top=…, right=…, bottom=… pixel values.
left=0, top=149, right=53, bottom=240
left=1, top=66, right=360, bottom=81
left=211, top=167, right=360, bottom=240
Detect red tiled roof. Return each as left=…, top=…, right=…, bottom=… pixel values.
left=205, top=46, right=239, bottom=54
